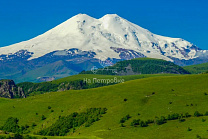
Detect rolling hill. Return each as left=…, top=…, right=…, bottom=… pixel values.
left=0, top=73, right=179, bottom=98
left=184, top=62, right=208, bottom=74
left=81, top=58, right=190, bottom=75
left=0, top=74, right=208, bottom=138
left=16, top=74, right=177, bottom=98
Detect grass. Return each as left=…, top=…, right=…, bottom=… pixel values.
left=51, top=74, right=179, bottom=84
left=0, top=74, right=208, bottom=138
left=16, top=74, right=178, bottom=97
left=184, top=62, right=208, bottom=74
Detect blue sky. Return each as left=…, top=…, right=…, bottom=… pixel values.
left=0, top=0, right=207, bottom=49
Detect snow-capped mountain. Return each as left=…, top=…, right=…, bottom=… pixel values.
left=0, top=14, right=207, bottom=82
left=1, top=14, right=207, bottom=61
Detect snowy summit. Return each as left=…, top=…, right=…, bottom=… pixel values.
left=0, top=14, right=207, bottom=62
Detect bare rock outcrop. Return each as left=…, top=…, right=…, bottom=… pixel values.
left=0, top=80, right=25, bottom=98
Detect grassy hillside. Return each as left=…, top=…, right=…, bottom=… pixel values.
left=81, top=58, right=190, bottom=75
left=16, top=74, right=177, bottom=97
left=184, top=62, right=208, bottom=74
left=0, top=74, right=208, bottom=138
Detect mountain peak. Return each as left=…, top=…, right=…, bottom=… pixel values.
left=101, top=14, right=120, bottom=18
left=71, top=14, right=122, bottom=21
left=73, top=13, right=92, bottom=18
left=69, top=13, right=95, bottom=21
left=0, top=13, right=206, bottom=63
left=100, top=14, right=123, bottom=20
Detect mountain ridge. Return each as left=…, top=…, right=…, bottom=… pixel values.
left=0, top=14, right=207, bottom=82
left=0, top=13, right=207, bottom=61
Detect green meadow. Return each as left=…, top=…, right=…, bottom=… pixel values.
left=184, top=62, right=208, bottom=74
left=0, top=74, right=208, bottom=138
